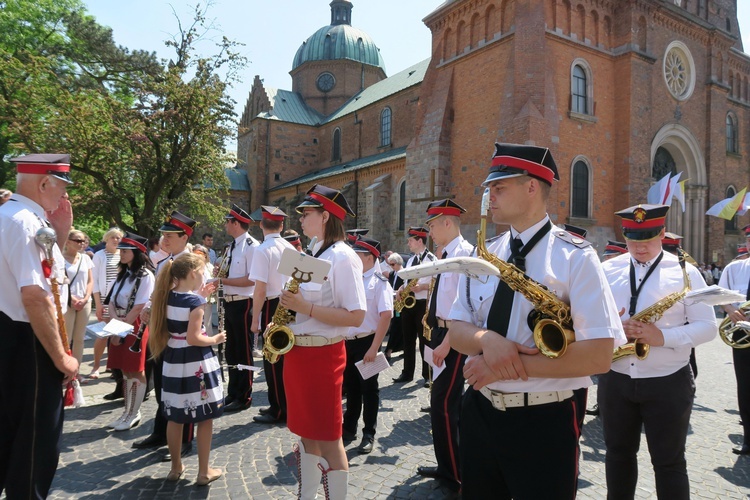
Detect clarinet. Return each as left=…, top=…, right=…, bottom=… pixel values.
left=215, top=244, right=231, bottom=381
left=129, top=321, right=147, bottom=353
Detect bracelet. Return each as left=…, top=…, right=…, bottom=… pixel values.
left=310, top=304, right=314, bottom=317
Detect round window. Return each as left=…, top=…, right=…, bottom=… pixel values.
left=663, top=41, right=696, bottom=101
left=316, top=72, right=336, bottom=93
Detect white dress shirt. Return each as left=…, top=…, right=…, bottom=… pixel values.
left=223, top=233, right=259, bottom=297
left=109, top=269, right=155, bottom=316
left=248, top=233, right=295, bottom=299
left=350, top=266, right=393, bottom=336
left=718, top=258, right=750, bottom=302
left=404, top=249, right=436, bottom=300
left=435, top=235, right=474, bottom=320
left=603, top=250, right=717, bottom=378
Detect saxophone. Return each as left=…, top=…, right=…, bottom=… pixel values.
left=421, top=277, right=437, bottom=342
left=394, top=278, right=418, bottom=313
left=263, top=237, right=317, bottom=364
left=612, top=248, right=691, bottom=362
left=475, top=189, right=575, bottom=358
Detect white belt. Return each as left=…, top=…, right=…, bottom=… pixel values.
left=293, top=335, right=344, bottom=347
left=479, top=386, right=574, bottom=411
left=348, top=331, right=375, bottom=340
left=436, top=318, right=451, bottom=328
left=224, top=295, right=250, bottom=303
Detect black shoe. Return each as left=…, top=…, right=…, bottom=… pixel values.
left=258, top=407, right=273, bottom=416
left=392, top=374, right=413, bottom=383
left=161, top=442, right=193, bottom=462
left=224, top=400, right=251, bottom=413
left=132, top=434, right=167, bottom=449
left=423, top=381, right=430, bottom=389
left=342, top=428, right=356, bottom=442
left=417, top=466, right=442, bottom=478
left=103, top=388, right=124, bottom=401
left=420, top=406, right=431, bottom=413
left=358, top=435, right=374, bottom=454
left=585, top=404, right=600, bottom=416
left=733, top=444, right=750, bottom=455
left=253, top=414, right=285, bottom=424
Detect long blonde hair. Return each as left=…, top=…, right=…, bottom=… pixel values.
left=148, top=253, right=205, bottom=359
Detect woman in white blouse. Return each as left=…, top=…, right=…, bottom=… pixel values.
left=90, top=227, right=123, bottom=378
left=62, top=229, right=94, bottom=369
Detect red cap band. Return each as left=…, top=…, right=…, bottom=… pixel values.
left=621, top=217, right=666, bottom=230
left=427, top=207, right=463, bottom=217
left=262, top=212, right=284, bottom=221
left=229, top=210, right=251, bottom=224
left=308, top=192, right=346, bottom=220
left=16, top=162, right=70, bottom=175
left=409, top=230, right=428, bottom=238
left=355, top=240, right=380, bottom=258
left=121, top=237, right=147, bottom=253
left=288, top=238, right=301, bottom=246
left=169, top=217, right=194, bottom=236
left=491, top=155, right=556, bottom=184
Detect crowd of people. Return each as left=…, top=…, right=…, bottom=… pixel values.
left=3, top=145, right=749, bottom=500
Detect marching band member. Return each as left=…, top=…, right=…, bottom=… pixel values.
left=345, top=228, right=368, bottom=245
left=220, top=204, right=259, bottom=413
left=0, top=154, right=76, bottom=498
left=344, top=236, right=393, bottom=454
left=133, top=211, right=199, bottom=461
left=603, top=239, right=628, bottom=261
left=418, top=199, right=473, bottom=492
left=393, top=226, right=435, bottom=384
left=718, top=224, right=750, bottom=455
left=250, top=206, right=295, bottom=424
left=281, top=184, right=366, bottom=499
left=448, top=143, right=623, bottom=498
left=600, top=204, right=716, bottom=499
left=283, top=230, right=303, bottom=252
left=104, top=232, right=155, bottom=431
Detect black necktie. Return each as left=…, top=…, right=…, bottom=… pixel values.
left=427, top=250, right=449, bottom=327
left=228, top=240, right=236, bottom=268
left=486, top=238, right=523, bottom=337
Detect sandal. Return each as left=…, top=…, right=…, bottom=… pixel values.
left=196, top=468, right=222, bottom=486
left=87, top=370, right=100, bottom=380
left=166, top=467, right=185, bottom=482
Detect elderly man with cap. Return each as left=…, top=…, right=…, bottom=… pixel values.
left=133, top=210, right=201, bottom=460
left=719, top=223, right=750, bottom=455
left=343, top=236, right=393, bottom=454
left=393, top=226, right=436, bottom=384
left=219, top=204, right=259, bottom=413
left=415, top=199, right=473, bottom=492
left=599, top=204, right=716, bottom=499
left=448, top=143, right=624, bottom=498
left=249, top=206, right=295, bottom=424
left=0, top=153, right=77, bottom=498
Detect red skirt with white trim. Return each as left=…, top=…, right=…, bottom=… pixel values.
left=107, top=320, right=148, bottom=372
left=283, top=341, right=345, bottom=441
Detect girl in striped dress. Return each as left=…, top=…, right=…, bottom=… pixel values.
left=149, top=253, right=225, bottom=485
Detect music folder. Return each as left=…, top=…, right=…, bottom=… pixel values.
left=276, top=248, right=331, bottom=284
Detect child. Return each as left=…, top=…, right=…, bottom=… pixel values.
left=149, top=253, right=225, bottom=486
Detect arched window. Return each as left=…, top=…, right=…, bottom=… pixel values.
left=570, top=60, right=593, bottom=115
left=332, top=128, right=341, bottom=162
left=571, top=159, right=591, bottom=218
left=398, top=180, right=406, bottom=230
left=726, top=185, right=738, bottom=231
left=727, top=112, right=738, bottom=153
left=380, top=107, right=392, bottom=147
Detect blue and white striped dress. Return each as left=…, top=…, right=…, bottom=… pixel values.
left=161, top=291, right=224, bottom=423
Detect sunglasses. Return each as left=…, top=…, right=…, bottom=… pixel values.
left=69, top=238, right=86, bottom=243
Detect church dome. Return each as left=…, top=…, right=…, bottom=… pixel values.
left=292, top=1, right=385, bottom=72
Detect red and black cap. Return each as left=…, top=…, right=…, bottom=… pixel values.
left=225, top=204, right=252, bottom=224
left=160, top=211, right=197, bottom=236
left=603, top=240, right=628, bottom=256
left=563, top=224, right=587, bottom=240
left=408, top=226, right=428, bottom=239
left=353, top=236, right=381, bottom=258
left=425, top=199, right=466, bottom=224
left=118, top=232, right=148, bottom=253
left=615, top=204, right=669, bottom=241
left=261, top=205, right=287, bottom=221
left=738, top=244, right=748, bottom=256
left=742, top=224, right=750, bottom=237
left=662, top=231, right=683, bottom=248
left=296, top=184, right=355, bottom=221
left=346, top=228, right=369, bottom=244
left=284, top=234, right=301, bottom=247
left=483, top=143, right=559, bottom=187
left=10, top=153, right=73, bottom=184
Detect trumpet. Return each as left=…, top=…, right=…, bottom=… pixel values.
left=394, top=279, right=418, bottom=313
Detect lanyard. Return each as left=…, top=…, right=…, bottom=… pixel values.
left=628, top=251, right=664, bottom=317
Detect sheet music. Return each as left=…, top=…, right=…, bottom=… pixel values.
left=86, top=319, right=134, bottom=338
left=683, top=285, right=746, bottom=306
left=423, top=346, right=446, bottom=381
left=355, top=352, right=391, bottom=380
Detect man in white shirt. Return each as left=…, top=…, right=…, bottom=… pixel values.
left=600, top=204, right=717, bottom=499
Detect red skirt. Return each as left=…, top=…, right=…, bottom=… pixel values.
left=284, top=341, right=346, bottom=441
left=107, top=320, right=149, bottom=372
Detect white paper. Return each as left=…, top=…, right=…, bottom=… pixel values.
left=276, top=248, right=332, bottom=285
left=423, top=346, right=446, bottom=381
left=235, top=364, right=261, bottom=372
left=85, top=319, right=134, bottom=339
left=683, top=285, right=746, bottom=306
left=355, top=352, right=390, bottom=380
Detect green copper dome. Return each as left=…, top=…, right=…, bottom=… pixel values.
left=292, top=1, right=385, bottom=72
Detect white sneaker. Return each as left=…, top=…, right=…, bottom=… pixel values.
left=114, top=411, right=141, bottom=431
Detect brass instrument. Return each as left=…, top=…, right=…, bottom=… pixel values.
left=263, top=237, right=317, bottom=364
left=718, top=304, right=750, bottom=349
left=421, top=277, right=436, bottom=342
left=475, top=189, right=575, bottom=358
left=394, top=279, right=418, bottom=313
left=612, top=248, right=692, bottom=362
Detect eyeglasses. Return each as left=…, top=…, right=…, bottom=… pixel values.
left=69, top=238, right=86, bottom=243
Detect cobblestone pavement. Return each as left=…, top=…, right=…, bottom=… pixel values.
left=43, top=332, right=750, bottom=499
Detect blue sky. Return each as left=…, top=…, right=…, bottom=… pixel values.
left=83, top=0, right=749, bottom=150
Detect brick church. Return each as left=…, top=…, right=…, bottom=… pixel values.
left=237, top=0, right=749, bottom=263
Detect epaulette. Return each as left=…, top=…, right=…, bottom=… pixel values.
left=134, top=267, right=151, bottom=278
left=485, top=230, right=508, bottom=244
left=374, top=272, right=388, bottom=282
left=424, top=253, right=437, bottom=262
left=247, top=236, right=258, bottom=246
left=553, top=230, right=591, bottom=248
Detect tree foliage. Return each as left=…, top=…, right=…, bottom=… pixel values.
left=0, top=1, right=246, bottom=236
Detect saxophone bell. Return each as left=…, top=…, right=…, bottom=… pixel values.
left=612, top=340, right=650, bottom=362
left=531, top=313, right=576, bottom=358
left=263, top=323, right=295, bottom=364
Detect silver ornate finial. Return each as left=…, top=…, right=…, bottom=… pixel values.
left=35, top=227, right=57, bottom=260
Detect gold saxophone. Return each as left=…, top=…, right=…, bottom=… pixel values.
left=719, top=301, right=750, bottom=349
left=421, top=277, right=437, bottom=342
left=612, top=248, right=692, bottom=362
left=475, top=189, right=575, bottom=358
left=394, top=278, right=418, bottom=313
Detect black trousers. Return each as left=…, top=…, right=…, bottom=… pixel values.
left=733, top=347, right=750, bottom=444
left=384, top=313, right=403, bottom=353
left=151, top=348, right=193, bottom=443
left=598, top=366, right=694, bottom=500
left=260, top=298, right=286, bottom=418
left=460, top=387, right=580, bottom=499
left=573, top=387, right=588, bottom=430
left=429, top=326, right=466, bottom=485
left=399, top=299, right=428, bottom=380
left=343, top=335, right=380, bottom=436
left=0, top=313, right=64, bottom=499
left=225, top=298, right=254, bottom=404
